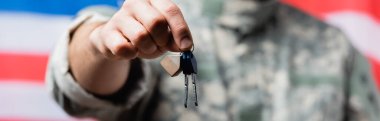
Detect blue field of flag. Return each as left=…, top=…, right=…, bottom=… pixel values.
left=0, top=0, right=120, bottom=16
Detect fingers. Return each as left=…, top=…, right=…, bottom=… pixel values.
left=106, top=31, right=138, bottom=59
left=113, top=13, right=158, bottom=54
left=129, top=0, right=170, bottom=48
left=150, top=0, right=193, bottom=51
left=93, top=0, right=192, bottom=60
left=94, top=26, right=138, bottom=59
left=165, top=32, right=181, bottom=52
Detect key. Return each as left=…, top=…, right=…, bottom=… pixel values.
left=180, top=51, right=198, bottom=108
left=184, top=74, right=189, bottom=108
left=160, top=51, right=199, bottom=108
left=192, top=74, right=198, bottom=106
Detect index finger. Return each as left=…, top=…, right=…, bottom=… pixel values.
left=149, top=0, right=193, bottom=51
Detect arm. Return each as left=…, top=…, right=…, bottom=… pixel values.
left=46, top=0, right=193, bottom=120
left=69, top=21, right=131, bottom=95
left=344, top=48, right=380, bottom=121
left=70, top=0, right=193, bottom=96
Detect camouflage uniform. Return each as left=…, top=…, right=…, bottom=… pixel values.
left=46, top=0, right=380, bottom=121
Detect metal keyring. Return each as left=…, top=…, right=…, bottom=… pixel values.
left=191, top=43, right=195, bottom=52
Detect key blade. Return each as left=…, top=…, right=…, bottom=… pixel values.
left=184, top=75, right=189, bottom=108
left=192, top=74, right=198, bottom=106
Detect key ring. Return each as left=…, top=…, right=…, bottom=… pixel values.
left=191, top=43, right=195, bottom=52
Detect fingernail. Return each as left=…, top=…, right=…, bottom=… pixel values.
left=180, top=38, right=192, bottom=50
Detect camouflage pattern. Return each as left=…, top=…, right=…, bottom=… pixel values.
left=51, top=0, right=380, bottom=121
left=146, top=0, right=380, bottom=121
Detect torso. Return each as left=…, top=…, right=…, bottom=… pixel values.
left=149, top=3, right=350, bottom=121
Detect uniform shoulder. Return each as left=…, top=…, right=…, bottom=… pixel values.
left=277, top=3, right=347, bottom=38
left=277, top=3, right=351, bottom=54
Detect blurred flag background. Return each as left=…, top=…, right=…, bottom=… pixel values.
left=0, top=0, right=379, bottom=120
left=0, top=0, right=118, bottom=120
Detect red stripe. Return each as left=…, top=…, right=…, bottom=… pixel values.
left=0, top=52, right=48, bottom=83
left=369, top=56, right=380, bottom=90
left=282, top=0, right=380, bottom=22
left=0, top=117, right=96, bottom=121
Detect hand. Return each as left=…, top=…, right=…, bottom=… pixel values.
left=90, top=0, right=193, bottom=60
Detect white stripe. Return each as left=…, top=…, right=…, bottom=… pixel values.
left=0, top=12, right=72, bottom=54
left=0, top=81, right=70, bottom=119
left=325, top=11, right=380, bottom=60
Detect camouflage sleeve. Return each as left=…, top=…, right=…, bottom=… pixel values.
left=344, top=48, right=380, bottom=121
left=45, top=6, right=158, bottom=121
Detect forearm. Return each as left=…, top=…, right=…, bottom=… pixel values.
left=67, top=0, right=193, bottom=96
left=69, top=22, right=131, bottom=95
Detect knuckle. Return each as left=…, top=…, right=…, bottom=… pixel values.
left=172, top=23, right=188, bottom=34
left=110, top=44, right=124, bottom=55
left=131, top=29, right=149, bottom=43
left=149, top=15, right=166, bottom=31
left=164, top=3, right=181, bottom=16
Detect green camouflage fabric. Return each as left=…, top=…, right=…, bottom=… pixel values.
left=49, top=0, right=380, bottom=121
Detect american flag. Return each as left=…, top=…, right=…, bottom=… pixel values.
left=0, top=0, right=378, bottom=120
left=0, top=0, right=118, bottom=120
